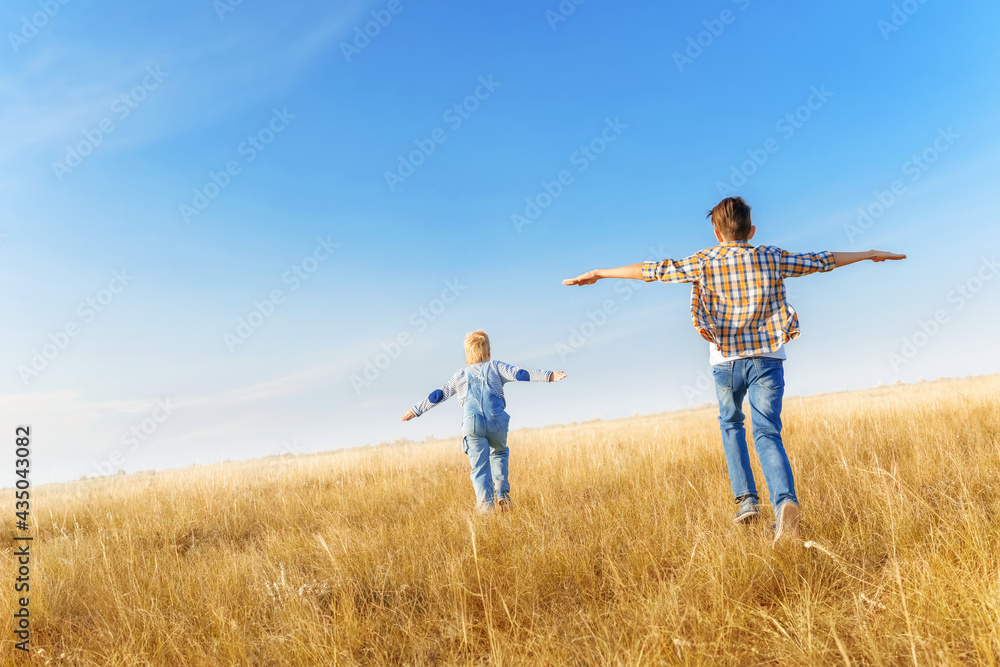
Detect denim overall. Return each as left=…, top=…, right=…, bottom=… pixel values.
left=461, top=362, right=511, bottom=510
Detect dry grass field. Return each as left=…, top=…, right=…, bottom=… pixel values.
left=3, top=375, right=1000, bottom=666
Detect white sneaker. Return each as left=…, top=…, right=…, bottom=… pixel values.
left=773, top=501, right=801, bottom=544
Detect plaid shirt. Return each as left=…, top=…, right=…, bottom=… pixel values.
left=642, top=242, right=835, bottom=358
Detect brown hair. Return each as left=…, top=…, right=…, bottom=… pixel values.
left=707, top=197, right=752, bottom=241
left=464, top=330, right=490, bottom=364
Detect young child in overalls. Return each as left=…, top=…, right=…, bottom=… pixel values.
left=402, top=330, right=566, bottom=511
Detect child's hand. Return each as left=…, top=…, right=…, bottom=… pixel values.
left=549, top=371, right=567, bottom=382
left=869, top=250, right=907, bottom=262
left=563, top=271, right=600, bottom=286
left=833, top=250, right=907, bottom=268
left=401, top=410, right=416, bottom=422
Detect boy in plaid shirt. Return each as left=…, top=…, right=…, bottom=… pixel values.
left=563, top=197, right=905, bottom=542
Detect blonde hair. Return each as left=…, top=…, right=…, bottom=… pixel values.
left=464, top=330, right=491, bottom=364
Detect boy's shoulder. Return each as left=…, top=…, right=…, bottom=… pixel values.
left=751, top=244, right=786, bottom=255
left=455, top=360, right=495, bottom=374
left=700, top=243, right=785, bottom=257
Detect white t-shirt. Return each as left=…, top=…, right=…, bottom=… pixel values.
left=709, top=341, right=787, bottom=366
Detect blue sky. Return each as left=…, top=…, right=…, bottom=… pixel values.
left=2, top=0, right=999, bottom=484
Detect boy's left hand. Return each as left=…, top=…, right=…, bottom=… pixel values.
left=563, top=270, right=599, bottom=286
left=550, top=371, right=567, bottom=382
left=869, top=250, right=907, bottom=262
left=401, top=410, right=416, bottom=422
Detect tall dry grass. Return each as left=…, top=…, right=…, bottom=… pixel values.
left=3, top=376, right=1000, bottom=665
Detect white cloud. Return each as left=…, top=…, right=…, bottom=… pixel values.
left=0, top=352, right=363, bottom=484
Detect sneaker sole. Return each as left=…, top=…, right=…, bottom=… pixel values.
left=733, top=510, right=760, bottom=525
left=774, top=502, right=801, bottom=543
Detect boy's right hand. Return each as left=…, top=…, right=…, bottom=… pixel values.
left=401, top=410, right=416, bottom=422
left=563, top=270, right=600, bottom=286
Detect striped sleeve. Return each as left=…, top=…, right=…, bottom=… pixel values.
left=641, top=253, right=703, bottom=284
left=779, top=250, right=835, bottom=278
left=411, top=370, right=463, bottom=417
left=493, top=360, right=552, bottom=384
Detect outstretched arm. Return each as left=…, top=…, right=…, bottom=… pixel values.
left=563, top=263, right=643, bottom=286
left=564, top=254, right=702, bottom=286
left=493, top=361, right=566, bottom=384
left=401, top=371, right=462, bottom=421
left=780, top=249, right=905, bottom=278
left=832, top=250, right=907, bottom=268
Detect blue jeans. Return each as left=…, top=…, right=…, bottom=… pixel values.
left=711, top=358, right=797, bottom=509
left=461, top=413, right=510, bottom=510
